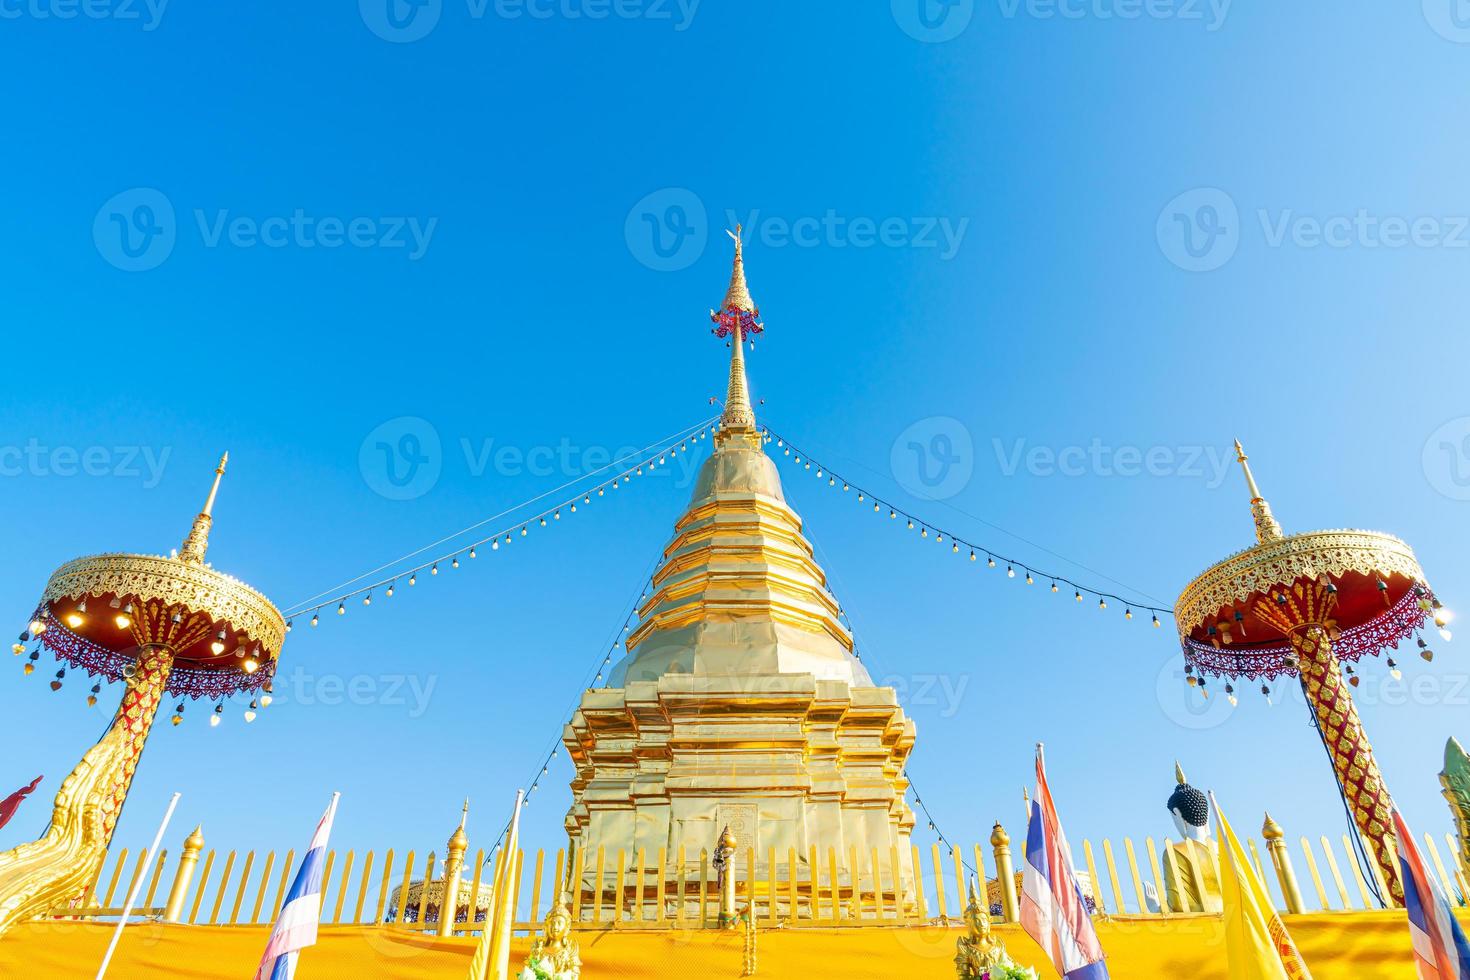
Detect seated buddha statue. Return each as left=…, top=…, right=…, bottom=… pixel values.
left=1162, top=763, right=1223, bottom=914
left=519, top=896, right=581, bottom=980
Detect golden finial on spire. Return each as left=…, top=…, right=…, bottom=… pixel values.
left=448, top=797, right=470, bottom=852
left=1232, top=439, right=1284, bottom=544
left=721, top=224, right=756, bottom=315
left=178, top=452, right=228, bottom=564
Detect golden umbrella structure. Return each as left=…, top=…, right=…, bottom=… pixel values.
left=1175, top=442, right=1448, bottom=904
left=0, top=454, right=285, bottom=935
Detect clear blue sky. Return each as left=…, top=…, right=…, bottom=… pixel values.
left=3, top=1, right=1470, bottom=882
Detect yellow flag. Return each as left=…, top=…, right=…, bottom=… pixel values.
left=1212, top=794, right=1313, bottom=980
left=466, top=790, right=524, bottom=980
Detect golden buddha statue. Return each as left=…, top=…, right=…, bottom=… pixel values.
left=1162, top=763, right=1223, bottom=914
left=955, top=881, right=1026, bottom=979
left=518, top=897, right=580, bottom=980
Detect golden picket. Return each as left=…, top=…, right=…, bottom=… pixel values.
left=250, top=851, right=276, bottom=924
left=273, top=849, right=295, bottom=920
left=188, top=849, right=215, bottom=924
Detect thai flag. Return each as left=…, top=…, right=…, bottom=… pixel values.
left=1395, top=808, right=1470, bottom=980
left=1020, top=746, right=1109, bottom=980
left=254, top=794, right=340, bottom=980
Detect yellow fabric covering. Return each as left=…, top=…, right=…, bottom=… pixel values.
left=1, top=913, right=1458, bottom=979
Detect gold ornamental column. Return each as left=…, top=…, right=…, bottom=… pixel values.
left=1261, top=814, right=1304, bottom=915
left=990, top=823, right=1019, bottom=923
left=0, top=454, right=285, bottom=936
left=1176, top=442, right=1448, bottom=906
left=163, top=826, right=206, bottom=923
left=438, top=801, right=469, bottom=937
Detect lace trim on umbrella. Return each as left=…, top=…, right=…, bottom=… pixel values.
left=39, top=613, right=274, bottom=701
left=1181, top=587, right=1431, bottom=681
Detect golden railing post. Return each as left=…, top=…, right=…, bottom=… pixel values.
left=991, top=822, right=1019, bottom=923
left=162, top=827, right=204, bottom=923
left=1264, top=813, right=1305, bottom=915
left=438, top=801, right=470, bottom=937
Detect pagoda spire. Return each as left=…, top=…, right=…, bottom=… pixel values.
left=1233, top=440, right=1283, bottom=543
left=178, top=452, right=228, bottom=564
left=710, top=225, right=763, bottom=441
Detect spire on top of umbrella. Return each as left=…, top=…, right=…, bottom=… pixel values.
left=1233, top=440, right=1283, bottom=544
left=179, top=452, right=229, bottom=564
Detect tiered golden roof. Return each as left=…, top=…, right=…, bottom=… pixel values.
left=611, top=293, right=868, bottom=687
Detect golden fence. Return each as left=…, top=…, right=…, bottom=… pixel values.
left=58, top=820, right=1470, bottom=933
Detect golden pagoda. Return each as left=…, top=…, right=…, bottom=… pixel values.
left=561, top=230, right=918, bottom=917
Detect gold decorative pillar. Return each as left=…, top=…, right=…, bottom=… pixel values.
left=1254, top=584, right=1401, bottom=903
left=990, top=822, right=1019, bottom=923
left=438, top=801, right=469, bottom=937
left=717, top=828, right=738, bottom=929
left=1262, top=813, right=1304, bottom=915
left=0, top=642, right=175, bottom=933
left=163, top=826, right=205, bottom=923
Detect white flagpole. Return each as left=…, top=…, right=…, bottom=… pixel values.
left=96, top=791, right=182, bottom=980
